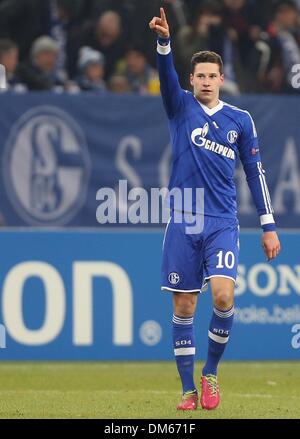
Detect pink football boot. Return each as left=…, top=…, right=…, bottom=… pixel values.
left=200, top=375, right=220, bottom=410
left=177, top=391, right=198, bottom=410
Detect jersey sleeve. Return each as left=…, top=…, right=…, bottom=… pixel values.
left=238, top=112, right=276, bottom=232
left=156, top=37, right=184, bottom=119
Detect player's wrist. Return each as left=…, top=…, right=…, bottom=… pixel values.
left=260, top=214, right=275, bottom=232
left=158, top=36, right=170, bottom=45
left=262, top=223, right=276, bottom=233
left=157, top=37, right=171, bottom=55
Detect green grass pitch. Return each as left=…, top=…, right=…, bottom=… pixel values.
left=0, top=361, right=298, bottom=419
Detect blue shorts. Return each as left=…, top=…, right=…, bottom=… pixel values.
left=161, top=213, right=239, bottom=293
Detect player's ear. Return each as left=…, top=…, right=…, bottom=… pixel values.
left=190, top=73, right=194, bottom=86
left=220, top=73, right=224, bottom=85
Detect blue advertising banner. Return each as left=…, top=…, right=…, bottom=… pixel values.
left=0, top=93, right=299, bottom=228
left=0, top=230, right=299, bottom=360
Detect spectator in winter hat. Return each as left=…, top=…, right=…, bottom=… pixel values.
left=76, top=46, right=106, bottom=91
left=18, top=36, right=67, bottom=90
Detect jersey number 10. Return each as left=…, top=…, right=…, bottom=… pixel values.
left=216, top=251, right=235, bottom=269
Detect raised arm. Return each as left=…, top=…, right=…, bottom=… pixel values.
left=149, top=7, right=184, bottom=119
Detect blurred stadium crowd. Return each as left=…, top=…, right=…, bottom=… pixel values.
left=0, top=0, right=299, bottom=94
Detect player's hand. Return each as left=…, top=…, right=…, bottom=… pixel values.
left=149, top=7, right=170, bottom=38
left=262, top=231, right=281, bottom=261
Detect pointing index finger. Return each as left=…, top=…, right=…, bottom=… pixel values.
left=160, top=7, right=166, bottom=22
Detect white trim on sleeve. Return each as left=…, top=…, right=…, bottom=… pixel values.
left=260, top=214, right=275, bottom=226
left=157, top=42, right=171, bottom=55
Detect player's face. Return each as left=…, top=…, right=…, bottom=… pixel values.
left=190, top=63, right=224, bottom=107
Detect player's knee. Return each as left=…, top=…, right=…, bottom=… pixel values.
left=173, top=293, right=197, bottom=316
left=214, top=291, right=233, bottom=310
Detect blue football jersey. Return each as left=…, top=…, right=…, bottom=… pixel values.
left=157, top=38, right=276, bottom=231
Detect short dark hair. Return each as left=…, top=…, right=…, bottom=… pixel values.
left=0, top=39, right=17, bottom=56
left=273, top=0, right=298, bottom=15
left=191, top=51, right=223, bottom=75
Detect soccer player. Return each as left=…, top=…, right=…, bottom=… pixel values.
left=149, top=8, right=281, bottom=411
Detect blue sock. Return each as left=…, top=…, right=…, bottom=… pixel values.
left=172, top=314, right=196, bottom=394
left=202, top=306, right=234, bottom=376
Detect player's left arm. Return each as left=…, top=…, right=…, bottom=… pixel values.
left=238, top=112, right=281, bottom=261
